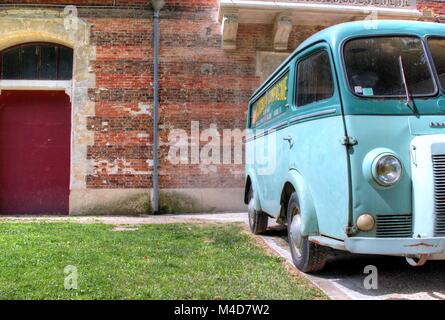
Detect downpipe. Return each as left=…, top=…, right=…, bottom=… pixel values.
left=150, top=0, right=165, bottom=214
left=152, top=9, right=160, bottom=214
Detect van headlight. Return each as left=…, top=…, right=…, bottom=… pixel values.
left=373, top=154, right=402, bottom=186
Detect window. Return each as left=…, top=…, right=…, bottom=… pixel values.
left=0, top=43, right=73, bottom=80
left=296, top=51, right=333, bottom=107
left=344, top=37, right=435, bottom=97
left=250, top=72, right=289, bottom=128
left=428, top=37, right=445, bottom=89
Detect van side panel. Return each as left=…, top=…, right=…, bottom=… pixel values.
left=254, top=127, right=292, bottom=215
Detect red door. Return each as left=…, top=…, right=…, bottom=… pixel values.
left=0, top=91, right=71, bottom=215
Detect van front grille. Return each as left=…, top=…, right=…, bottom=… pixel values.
left=432, top=154, right=445, bottom=236
left=375, top=214, right=412, bottom=238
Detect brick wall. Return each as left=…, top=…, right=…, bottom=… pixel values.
left=83, top=2, right=255, bottom=190
left=78, top=1, right=322, bottom=191
left=418, top=0, right=445, bottom=16
left=3, top=0, right=445, bottom=196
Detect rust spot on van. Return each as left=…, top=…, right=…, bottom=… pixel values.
left=404, top=242, right=436, bottom=248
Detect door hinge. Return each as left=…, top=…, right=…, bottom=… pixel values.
left=340, top=136, right=357, bottom=146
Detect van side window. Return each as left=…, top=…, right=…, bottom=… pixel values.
left=296, top=50, right=333, bottom=107
left=250, top=72, right=289, bottom=128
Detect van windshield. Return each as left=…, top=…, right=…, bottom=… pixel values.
left=344, top=37, right=435, bottom=97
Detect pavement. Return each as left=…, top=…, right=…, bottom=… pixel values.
left=259, top=223, right=445, bottom=300
left=2, top=212, right=445, bottom=300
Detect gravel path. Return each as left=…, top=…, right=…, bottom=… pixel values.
left=0, top=213, right=247, bottom=225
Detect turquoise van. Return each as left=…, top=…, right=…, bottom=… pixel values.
left=245, top=20, right=445, bottom=272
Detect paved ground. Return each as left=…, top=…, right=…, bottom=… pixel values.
left=259, top=224, right=445, bottom=300
left=2, top=213, right=445, bottom=300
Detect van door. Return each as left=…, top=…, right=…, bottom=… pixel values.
left=289, top=43, right=350, bottom=240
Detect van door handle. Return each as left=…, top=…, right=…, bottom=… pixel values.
left=283, top=136, right=293, bottom=144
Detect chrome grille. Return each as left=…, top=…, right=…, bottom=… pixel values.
left=375, top=214, right=412, bottom=238
left=432, top=154, right=445, bottom=236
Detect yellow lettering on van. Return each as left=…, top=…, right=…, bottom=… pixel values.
left=252, top=74, right=288, bottom=125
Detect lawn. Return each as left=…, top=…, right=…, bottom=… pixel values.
left=0, top=222, right=326, bottom=300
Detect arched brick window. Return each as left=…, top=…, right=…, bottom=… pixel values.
left=0, top=43, right=73, bottom=80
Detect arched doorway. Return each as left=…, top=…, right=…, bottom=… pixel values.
left=0, top=43, right=73, bottom=215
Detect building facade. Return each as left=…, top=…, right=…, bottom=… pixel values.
left=0, top=0, right=441, bottom=215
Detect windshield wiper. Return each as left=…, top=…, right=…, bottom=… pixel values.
left=398, top=55, right=415, bottom=112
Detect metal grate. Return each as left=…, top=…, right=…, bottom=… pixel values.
left=375, top=214, right=412, bottom=238
left=432, top=154, right=445, bottom=236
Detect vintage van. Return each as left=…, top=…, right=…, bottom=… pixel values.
left=245, top=20, right=445, bottom=272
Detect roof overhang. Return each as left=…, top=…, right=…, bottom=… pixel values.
left=219, top=0, right=425, bottom=50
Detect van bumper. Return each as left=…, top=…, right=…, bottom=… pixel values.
left=345, top=237, right=445, bottom=255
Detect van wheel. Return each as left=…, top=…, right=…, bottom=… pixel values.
left=287, top=192, right=327, bottom=273
left=247, top=186, right=268, bottom=234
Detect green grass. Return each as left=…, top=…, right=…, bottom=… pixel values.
left=0, top=222, right=325, bottom=300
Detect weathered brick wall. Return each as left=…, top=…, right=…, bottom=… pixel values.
left=86, top=11, right=152, bottom=189
left=418, top=0, right=445, bottom=15
left=78, top=1, right=323, bottom=191
left=3, top=0, right=445, bottom=198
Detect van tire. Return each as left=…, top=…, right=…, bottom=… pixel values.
left=247, top=186, right=268, bottom=234
left=287, top=192, right=327, bottom=273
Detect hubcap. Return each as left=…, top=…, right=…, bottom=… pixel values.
left=289, top=207, right=303, bottom=258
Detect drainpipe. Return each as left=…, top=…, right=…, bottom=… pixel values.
left=150, top=0, right=164, bottom=214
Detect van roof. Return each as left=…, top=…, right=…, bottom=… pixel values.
left=251, top=20, right=445, bottom=100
